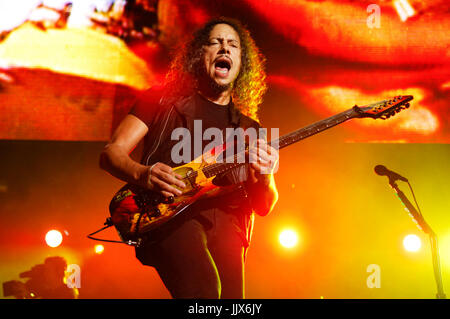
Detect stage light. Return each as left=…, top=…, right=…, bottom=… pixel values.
left=393, top=0, right=416, bottom=22
left=45, top=230, right=63, bottom=248
left=403, top=234, right=421, bottom=252
left=94, top=244, right=104, bottom=254
left=279, top=229, right=299, bottom=248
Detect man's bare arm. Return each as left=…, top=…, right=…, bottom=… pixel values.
left=247, top=170, right=278, bottom=217
left=246, top=139, right=279, bottom=216
left=99, top=114, right=185, bottom=197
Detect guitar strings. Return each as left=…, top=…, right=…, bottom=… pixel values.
left=176, top=97, right=410, bottom=180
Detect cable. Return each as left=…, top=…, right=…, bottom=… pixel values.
left=86, top=218, right=137, bottom=246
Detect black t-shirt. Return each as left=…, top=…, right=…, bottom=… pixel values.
left=130, top=91, right=235, bottom=164
left=192, top=92, right=231, bottom=132
left=185, top=93, right=231, bottom=160
left=129, top=90, right=256, bottom=249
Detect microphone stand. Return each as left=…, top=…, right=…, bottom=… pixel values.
left=388, top=178, right=446, bottom=299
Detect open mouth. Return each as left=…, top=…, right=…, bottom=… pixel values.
left=214, top=57, right=232, bottom=76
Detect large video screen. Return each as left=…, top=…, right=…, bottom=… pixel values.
left=0, top=0, right=448, bottom=142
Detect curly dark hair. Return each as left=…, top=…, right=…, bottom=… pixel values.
left=163, top=17, right=267, bottom=121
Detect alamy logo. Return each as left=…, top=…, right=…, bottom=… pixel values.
left=366, top=264, right=381, bottom=288
left=367, top=4, right=381, bottom=29
left=170, top=120, right=279, bottom=174
left=66, top=264, right=81, bottom=288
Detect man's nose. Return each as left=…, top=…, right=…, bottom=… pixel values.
left=218, top=43, right=231, bottom=55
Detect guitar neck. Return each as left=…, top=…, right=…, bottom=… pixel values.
left=202, top=106, right=360, bottom=178
left=272, top=107, right=357, bottom=150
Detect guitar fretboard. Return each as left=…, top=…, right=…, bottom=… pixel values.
left=202, top=107, right=358, bottom=178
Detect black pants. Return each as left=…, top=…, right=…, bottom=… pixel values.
left=136, top=207, right=246, bottom=299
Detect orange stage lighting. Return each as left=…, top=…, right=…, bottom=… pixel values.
left=279, top=229, right=299, bottom=249
left=403, top=234, right=422, bottom=252
left=393, top=0, right=416, bottom=22
left=45, top=230, right=63, bottom=248
left=94, top=244, right=104, bottom=255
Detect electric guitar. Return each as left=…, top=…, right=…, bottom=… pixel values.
left=108, top=95, right=413, bottom=246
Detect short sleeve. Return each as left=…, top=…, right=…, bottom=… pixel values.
left=128, top=87, right=163, bottom=128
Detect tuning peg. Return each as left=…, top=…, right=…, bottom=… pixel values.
left=404, top=103, right=410, bottom=108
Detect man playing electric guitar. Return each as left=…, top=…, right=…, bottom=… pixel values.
left=99, top=17, right=279, bottom=299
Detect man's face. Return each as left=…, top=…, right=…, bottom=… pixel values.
left=202, top=23, right=242, bottom=91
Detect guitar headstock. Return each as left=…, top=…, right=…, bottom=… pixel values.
left=355, top=95, right=413, bottom=120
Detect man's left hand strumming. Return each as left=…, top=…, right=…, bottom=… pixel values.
left=247, top=139, right=279, bottom=216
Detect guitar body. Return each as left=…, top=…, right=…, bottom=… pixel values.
left=109, top=146, right=238, bottom=245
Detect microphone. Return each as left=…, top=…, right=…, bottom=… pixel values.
left=374, top=165, right=408, bottom=182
